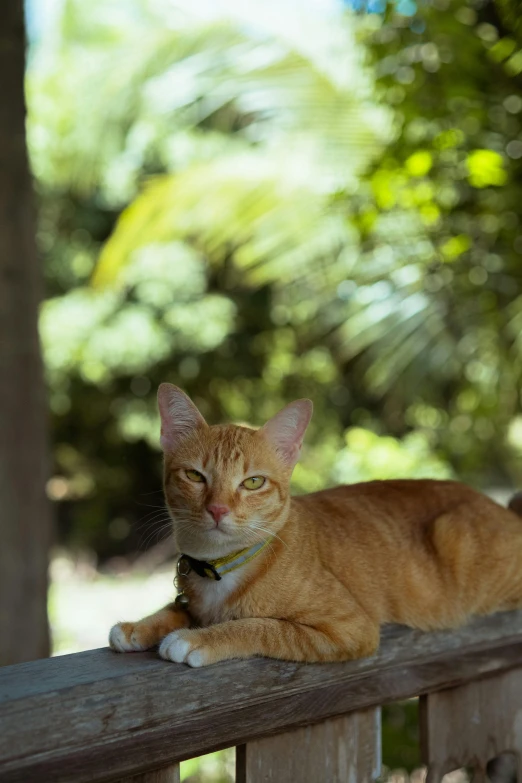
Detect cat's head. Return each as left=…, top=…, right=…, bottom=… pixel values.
left=158, top=383, right=312, bottom=559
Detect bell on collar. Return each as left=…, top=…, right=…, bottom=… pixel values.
left=175, top=592, right=190, bottom=609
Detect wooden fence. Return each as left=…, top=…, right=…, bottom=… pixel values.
left=1, top=610, right=522, bottom=783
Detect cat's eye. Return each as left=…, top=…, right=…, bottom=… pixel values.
left=242, top=476, right=265, bottom=490
left=185, top=469, right=205, bottom=483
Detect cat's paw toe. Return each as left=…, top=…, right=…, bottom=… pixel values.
left=158, top=631, right=192, bottom=663
left=158, top=631, right=212, bottom=666
left=109, top=624, right=133, bottom=652
left=109, top=623, right=148, bottom=653
left=186, top=648, right=209, bottom=668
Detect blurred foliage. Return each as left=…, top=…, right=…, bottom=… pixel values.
left=352, top=0, right=522, bottom=484
left=28, top=0, right=522, bottom=574
left=382, top=700, right=420, bottom=771
left=181, top=750, right=234, bottom=783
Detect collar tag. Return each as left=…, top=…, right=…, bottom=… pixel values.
left=178, top=554, right=221, bottom=581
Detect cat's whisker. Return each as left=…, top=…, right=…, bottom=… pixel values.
left=135, top=502, right=170, bottom=510
left=137, top=505, right=168, bottom=519
left=139, top=522, right=173, bottom=551
left=247, top=523, right=288, bottom=549
left=136, top=514, right=171, bottom=541
left=144, top=529, right=173, bottom=550
left=165, top=508, right=197, bottom=515
left=139, top=512, right=171, bottom=528
left=142, top=517, right=172, bottom=536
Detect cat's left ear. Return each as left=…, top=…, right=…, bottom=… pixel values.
left=260, top=399, right=313, bottom=467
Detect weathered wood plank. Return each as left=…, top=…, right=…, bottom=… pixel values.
left=1, top=611, right=522, bottom=783
left=116, top=764, right=180, bottom=783
left=236, top=708, right=381, bottom=783
left=420, top=668, right=522, bottom=783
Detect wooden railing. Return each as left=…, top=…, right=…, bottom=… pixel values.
left=2, top=610, right=522, bottom=783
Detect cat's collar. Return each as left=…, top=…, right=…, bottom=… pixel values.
left=177, top=537, right=274, bottom=582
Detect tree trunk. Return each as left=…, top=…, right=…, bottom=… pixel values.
left=0, top=1, right=52, bottom=664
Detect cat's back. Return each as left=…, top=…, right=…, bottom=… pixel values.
left=288, top=478, right=522, bottom=626
left=291, top=478, right=483, bottom=537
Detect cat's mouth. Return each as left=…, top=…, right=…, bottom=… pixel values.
left=199, top=522, right=228, bottom=534
left=177, top=519, right=234, bottom=537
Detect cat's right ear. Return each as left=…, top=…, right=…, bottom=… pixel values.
left=157, top=383, right=207, bottom=452
left=260, top=399, right=313, bottom=468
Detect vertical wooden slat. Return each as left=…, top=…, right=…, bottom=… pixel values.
left=236, top=707, right=381, bottom=783
left=420, top=668, right=522, bottom=783
left=116, top=763, right=180, bottom=783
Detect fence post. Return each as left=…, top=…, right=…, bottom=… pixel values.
left=420, top=668, right=522, bottom=783
left=236, top=707, right=381, bottom=783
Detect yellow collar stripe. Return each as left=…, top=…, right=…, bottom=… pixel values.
left=209, top=537, right=274, bottom=576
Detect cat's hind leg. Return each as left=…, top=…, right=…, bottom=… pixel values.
left=109, top=603, right=190, bottom=652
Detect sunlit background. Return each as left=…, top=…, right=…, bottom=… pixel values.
left=25, top=0, right=522, bottom=779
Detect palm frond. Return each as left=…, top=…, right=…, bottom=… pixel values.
left=92, top=150, right=355, bottom=288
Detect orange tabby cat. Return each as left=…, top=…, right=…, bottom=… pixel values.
left=109, top=383, right=522, bottom=667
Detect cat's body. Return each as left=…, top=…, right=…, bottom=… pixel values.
left=190, top=480, right=522, bottom=630
left=110, top=386, right=522, bottom=667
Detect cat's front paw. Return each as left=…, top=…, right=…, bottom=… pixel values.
left=158, top=630, right=211, bottom=667
left=109, top=622, right=151, bottom=653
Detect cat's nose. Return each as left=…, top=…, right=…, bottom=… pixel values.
left=206, top=504, right=230, bottom=524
